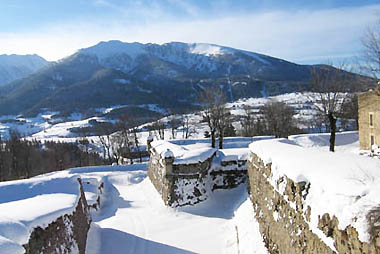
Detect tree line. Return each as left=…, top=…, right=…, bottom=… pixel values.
left=0, top=131, right=104, bottom=182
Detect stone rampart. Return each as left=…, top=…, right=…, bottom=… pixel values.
left=148, top=143, right=248, bottom=207
left=148, top=146, right=214, bottom=206
left=248, top=152, right=380, bottom=254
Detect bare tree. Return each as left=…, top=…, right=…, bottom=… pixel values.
left=310, top=64, right=352, bottom=151
left=260, top=100, right=299, bottom=138
left=361, top=20, right=380, bottom=80
left=216, top=104, right=231, bottom=149
left=149, top=120, right=165, bottom=140
left=180, top=113, right=195, bottom=139
left=168, top=118, right=181, bottom=139
left=114, top=114, right=138, bottom=164
left=110, top=133, right=125, bottom=164
left=96, top=124, right=114, bottom=164
left=131, top=126, right=142, bottom=163
left=199, top=88, right=228, bottom=148
left=240, top=105, right=256, bottom=136
left=124, top=115, right=143, bottom=163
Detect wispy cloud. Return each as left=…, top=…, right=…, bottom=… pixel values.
left=167, top=0, right=201, bottom=17
left=0, top=3, right=379, bottom=64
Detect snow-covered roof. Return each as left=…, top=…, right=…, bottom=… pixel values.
left=249, top=137, right=380, bottom=243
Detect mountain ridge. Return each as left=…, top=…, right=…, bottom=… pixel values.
left=0, top=54, right=49, bottom=87
left=0, top=40, right=349, bottom=119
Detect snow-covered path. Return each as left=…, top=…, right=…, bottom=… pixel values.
left=86, top=165, right=266, bottom=254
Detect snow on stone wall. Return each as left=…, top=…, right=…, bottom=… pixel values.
left=248, top=138, right=380, bottom=253
left=24, top=179, right=93, bottom=254
left=148, top=141, right=249, bottom=207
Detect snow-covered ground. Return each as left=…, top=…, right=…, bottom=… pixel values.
left=88, top=168, right=267, bottom=254
left=0, top=163, right=267, bottom=254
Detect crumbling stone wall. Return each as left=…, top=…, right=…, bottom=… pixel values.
left=248, top=152, right=380, bottom=254
left=210, top=160, right=248, bottom=191
left=24, top=179, right=92, bottom=254
left=148, top=146, right=248, bottom=207
left=148, top=148, right=213, bottom=206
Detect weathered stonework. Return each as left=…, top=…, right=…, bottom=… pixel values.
left=248, top=152, right=380, bottom=254
left=24, top=179, right=92, bottom=254
left=210, top=160, right=248, bottom=191
left=148, top=145, right=248, bottom=207
left=148, top=146, right=213, bottom=206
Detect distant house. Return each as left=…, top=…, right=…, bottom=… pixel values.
left=358, top=88, right=380, bottom=150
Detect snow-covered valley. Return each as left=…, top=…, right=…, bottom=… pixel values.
left=0, top=92, right=342, bottom=143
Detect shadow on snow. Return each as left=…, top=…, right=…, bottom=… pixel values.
left=99, top=228, right=197, bottom=254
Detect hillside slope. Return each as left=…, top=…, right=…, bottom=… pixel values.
left=0, top=41, right=314, bottom=117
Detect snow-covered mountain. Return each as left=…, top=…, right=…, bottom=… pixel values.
left=0, top=54, right=49, bottom=86
left=79, top=40, right=308, bottom=80
left=0, top=40, right=361, bottom=118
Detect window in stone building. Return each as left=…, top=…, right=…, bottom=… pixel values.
left=370, top=134, right=375, bottom=147
left=369, top=112, right=374, bottom=128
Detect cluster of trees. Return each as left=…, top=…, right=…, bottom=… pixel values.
left=96, top=114, right=147, bottom=164
left=145, top=113, right=197, bottom=140
left=0, top=131, right=104, bottom=182
left=240, top=101, right=302, bottom=138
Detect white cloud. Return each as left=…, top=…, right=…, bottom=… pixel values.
left=0, top=4, right=379, bottom=64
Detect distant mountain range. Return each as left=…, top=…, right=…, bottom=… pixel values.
left=0, top=41, right=360, bottom=121
left=0, top=54, right=49, bottom=86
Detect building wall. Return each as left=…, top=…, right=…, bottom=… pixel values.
left=248, top=152, right=380, bottom=254
left=358, top=90, right=380, bottom=150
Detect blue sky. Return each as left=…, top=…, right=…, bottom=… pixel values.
left=1, top=0, right=380, bottom=64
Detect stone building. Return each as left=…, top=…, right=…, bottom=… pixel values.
left=358, top=88, right=380, bottom=150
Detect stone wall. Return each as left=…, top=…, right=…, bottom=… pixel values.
left=210, top=159, right=248, bottom=191
left=148, top=146, right=248, bottom=207
left=248, top=152, right=380, bottom=254
left=358, top=90, right=380, bottom=150
left=24, top=179, right=92, bottom=254
left=148, top=147, right=213, bottom=206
